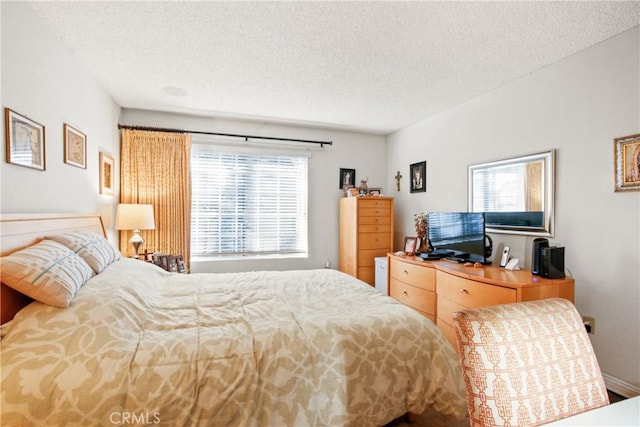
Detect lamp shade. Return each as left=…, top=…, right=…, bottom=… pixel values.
left=115, top=204, right=155, bottom=230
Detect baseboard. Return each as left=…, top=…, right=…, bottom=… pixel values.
left=603, top=373, right=640, bottom=398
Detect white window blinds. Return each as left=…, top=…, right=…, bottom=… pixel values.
left=190, top=142, right=308, bottom=258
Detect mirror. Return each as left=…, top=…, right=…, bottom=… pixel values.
left=468, top=150, right=555, bottom=237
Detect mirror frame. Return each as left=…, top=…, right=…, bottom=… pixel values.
left=468, top=150, right=555, bottom=237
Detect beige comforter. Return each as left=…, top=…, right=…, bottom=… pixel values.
left=1, top=259, right=466, bottom=426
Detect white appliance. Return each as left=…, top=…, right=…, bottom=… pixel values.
left=374, top=257, right=388, bottom=295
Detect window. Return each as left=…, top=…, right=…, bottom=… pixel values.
left=190, top=142, right=308, bottom=259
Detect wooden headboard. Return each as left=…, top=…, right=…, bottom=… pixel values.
left=0, top=213, right=106, bottom=324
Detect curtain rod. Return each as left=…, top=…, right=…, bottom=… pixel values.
left=117, top=124, right=333, bottom=147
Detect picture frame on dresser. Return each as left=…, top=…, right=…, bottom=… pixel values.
left=404, top=237, right=417, bottom=255
left=177, top=257, right=187, bottom=273
left=154, top=254, right=187, bottom=273
left=167, top=256, right=179, bottom=272
left=5, top=108, right=46, bottom=171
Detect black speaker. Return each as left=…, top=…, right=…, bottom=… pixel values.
left=531, top=238, right=549, bottom=276
left=541, top=246, right=565, bottom=279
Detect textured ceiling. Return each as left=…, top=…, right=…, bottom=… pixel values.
left=28, top=1, right=640, bottom=134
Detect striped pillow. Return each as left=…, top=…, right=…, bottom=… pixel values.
left=47, top=232, right=121, bottom=273
left=1, top=240, right=94, bottom=307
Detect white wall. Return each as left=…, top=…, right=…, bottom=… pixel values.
left=120, top=108, right=387, bottom=273
left=1, top=3, right=121, bottom=241
left=387, top=28, right=640, bottom=392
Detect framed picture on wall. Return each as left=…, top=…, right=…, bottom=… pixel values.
left=410, top=161, right=426, bottom=193
left=614, top=133, right=640, bottom=192
left=339, top=168, right=356, bottom=189
left=64, top=123, right=87, bottom=169
left=99, top=152, right=115, bottom=196
left=4, top=108, right=46, bottom=171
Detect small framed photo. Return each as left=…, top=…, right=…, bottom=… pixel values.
left=368, top=188, right=382, bottom=196
left=340, top=168, right=356, bottom=189
left=99, top=152, right=115, bottom=196
left=64, top=123, right=87, bottom=168
left=167, top=256, right=179, bottom=272
left=4, top=108, right=46, bottom=171
left=614, top=133, right=640, bottom=192
left=410, top=161, right=426, bottom=193
left=404, top=236, right=418, bottom=255
left=177, top=256, right=187, bottom=273
left=156, top=255, right=169, bottom=270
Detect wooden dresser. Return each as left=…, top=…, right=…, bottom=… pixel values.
left=388, top=255, right=436, bottom=322
left=387, top=253, right=575, bottom=347
left=339, top=197, right=394, bottom=285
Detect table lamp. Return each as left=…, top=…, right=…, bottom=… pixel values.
left=115, top=204, right=155, bottom=258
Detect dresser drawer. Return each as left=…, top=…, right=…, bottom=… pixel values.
left=359, top=232, right=390, bottom=249
left=359, top=223, right=391, bottom=233
left=358, top=249, right=391, bottom=266
left=359, top=199, right=392, bottom=209
left=436, top=270, right=516, bottom=308
left=358, top=267, right=375, bottom=285
left=390, top=259, right=435, bottom=291
left=359, top=207, right=391, bottom=218
left=437, top=295, right=461, bottom=328
left=359, top=216, right=391, bottom=226
left=438, top=320, right=458, bottom=349
left=390, top=279, right=435, bottom=315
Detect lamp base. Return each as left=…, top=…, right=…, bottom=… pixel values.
left=129, top=230, right=144, bottom=259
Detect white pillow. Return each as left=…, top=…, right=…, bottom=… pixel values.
left=0, top=240, right=94, bottom=308
left=47, top=232, right=121, bottom=273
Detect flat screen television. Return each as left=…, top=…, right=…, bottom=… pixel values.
left=427, top=212, right=487, bottom=263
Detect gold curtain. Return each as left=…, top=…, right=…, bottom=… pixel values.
left=119, top=129, right=191, bottom=266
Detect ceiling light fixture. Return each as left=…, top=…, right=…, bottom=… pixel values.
left=162, top=86, right=188, bottom=97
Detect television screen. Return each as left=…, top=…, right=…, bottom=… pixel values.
left=427, top=212, right=487, bottom=263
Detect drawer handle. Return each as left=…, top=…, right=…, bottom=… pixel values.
left=402, top=270, right=408, bottom=275
left=403, top=291, right=408, bottom=296
left=460, top=289, right=468, bottom=294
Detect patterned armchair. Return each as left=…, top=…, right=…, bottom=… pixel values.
left=453, top=298, right=609, bottom=426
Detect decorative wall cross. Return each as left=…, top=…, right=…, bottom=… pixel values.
left=394, top=171, right=403, bottom=191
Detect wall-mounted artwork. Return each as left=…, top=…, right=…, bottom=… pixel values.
left=614, top=133, right=640, bottom=192
left=4, top=108, right=45, bottom=171
left=64, top=123, right=86, bottom=169
left=99, top=152, right=114, bottom=196
left=339, top=168, right=355, bottom=189
left=410, top=161, right=426, bottom=193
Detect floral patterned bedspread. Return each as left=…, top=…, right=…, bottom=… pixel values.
left=1, top=258, right=466, bottom=426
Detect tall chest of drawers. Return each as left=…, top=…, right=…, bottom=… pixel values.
left=339, top=197, right=394, bottom=285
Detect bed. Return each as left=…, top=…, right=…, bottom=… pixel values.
left=0, top=213, right=467, bottom=426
